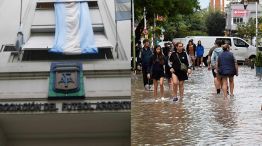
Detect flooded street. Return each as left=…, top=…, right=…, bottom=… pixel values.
left=131, top=66, right=262, bottom=145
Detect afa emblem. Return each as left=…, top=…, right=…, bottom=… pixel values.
left=48, top=62, right=85, bottom=99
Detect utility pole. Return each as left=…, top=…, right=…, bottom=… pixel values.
left=256, top=1, right=258, bottom=53
left=132, top=0, right=136, bottom=72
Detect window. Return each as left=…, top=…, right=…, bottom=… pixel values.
left=36, top=2, right=98, bottom=10
left=36, top=3, right=54, bottom=9
left=233, top=17, right=243, bottom=24
left=1, top=45, right=16, bottom=52
left=21, top=49, right=113, bottom=61
left=233, top=38, right=248, bottom=47
left=217, top=38, right=232, bottom=46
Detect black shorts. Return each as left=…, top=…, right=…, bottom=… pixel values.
left=165, top=66, right=172, bottom=79
left=152, top=71, right=165, bottom=80
left=174, top=70, right=188, bottom=81
left=212, top=69, right=216, bottom=78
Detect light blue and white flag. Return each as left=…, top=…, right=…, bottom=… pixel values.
left=115, top=0, right=131, bottom=21
left=50, top=0, right=98, bottom=55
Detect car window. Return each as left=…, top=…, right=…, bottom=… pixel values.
left=233, top=38, right=248, bottom=47
left=217, top=38, right=231, bottom=46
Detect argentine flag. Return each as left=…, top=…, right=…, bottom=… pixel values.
left=50, top=0, right=98, bottom=55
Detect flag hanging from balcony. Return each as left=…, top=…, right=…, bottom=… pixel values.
left=50, top=0, right=98, bottom=55
left=115, top=0, right=131, bottom=21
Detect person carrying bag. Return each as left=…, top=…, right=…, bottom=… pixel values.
left=169, top=42, right=192, bottom=101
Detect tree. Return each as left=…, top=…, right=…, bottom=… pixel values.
left=236, top=17, right=262, bottom=43
left=205, top=11, right=226, bottom=36
left=237, top=18, right=255, bottom=42
left=134, top=0, right=200, bottom=43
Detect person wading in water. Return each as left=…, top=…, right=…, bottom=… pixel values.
left=169, top=42, right=192, bottom=101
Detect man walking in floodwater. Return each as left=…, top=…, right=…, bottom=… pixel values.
left=139, top=39, right=153, bottom=90
left=208, top=39, right=222, bottom=94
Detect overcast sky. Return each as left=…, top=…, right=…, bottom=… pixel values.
left=199, top=0, right=209, bottom=9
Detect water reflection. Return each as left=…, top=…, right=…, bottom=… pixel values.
left=132, top=66, right=262, bottom=145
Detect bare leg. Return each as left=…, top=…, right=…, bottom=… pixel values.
left=159, top=77, right=164, bottom=97
left=169, top=78, right=173, bottom=90
left=153, top=79, right=158, bottom=98
left=214, top=77, right=220, bottom=90
left=192, top=58, right=196, bottom=69
left=172, top=74, right=179, bottom=97
left=222, top=77, right=228, bottom=99
left=217, top=75, right=222, bottom=91
left=200, top=57, right=203, bottom=66
left=179, top=81, right=184, bottom=98
left=229, top=77, right=234, bottom=96
left=196, top=58, right=199, bottom=66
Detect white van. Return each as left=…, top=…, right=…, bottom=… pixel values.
left=173, top=36, right=257, bottom=65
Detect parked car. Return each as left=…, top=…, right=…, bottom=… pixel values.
left=173, top=36, right=257, bottom=65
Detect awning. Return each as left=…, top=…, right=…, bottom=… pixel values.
left=22, top=33, right=113, bottom=50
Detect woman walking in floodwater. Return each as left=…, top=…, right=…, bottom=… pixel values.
left=169, top=42, right=192, bottom=101
left=148, top=45, right=165, bottom=99
left=216, top=43, right=238, bottom=99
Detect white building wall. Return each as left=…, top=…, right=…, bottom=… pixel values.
left=0, top=76, right=130, bottom=99
left=0, top=0, right=29, bottom=48
left=85, top=77, right=131, bottom=97
left=105, top=0, right=115, bottom=21
left=224, top=0, right=231, bottom=7
left=0, top=79, right=48, bottom=99
left=1, top=0, right=130, bottom=61
left=226, top=3, right=262, bottom=31
left=118, top=21, right=131, bottom=60
left=103, top=0, right=131, bottom=60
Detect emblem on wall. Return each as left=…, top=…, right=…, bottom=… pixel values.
left=48, top=62, right=85, bottom=99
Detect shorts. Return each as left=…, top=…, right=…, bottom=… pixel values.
left=173, top=70, right=188, bottom=81
left=165, top=66, right=172, bottom=79
left=152, top=71, right=165, bottom=80
left=197, top=55, right=203, bottom=58
left=219, top=74, right=235, bottom=78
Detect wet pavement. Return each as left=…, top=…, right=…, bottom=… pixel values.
left=131, top=66, right=262, bottom=145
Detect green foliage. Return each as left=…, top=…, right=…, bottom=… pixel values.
left=134, top=0, right=200, bottom=42
left=205, top=11, right=226, bottom=36
left=255, top=52, right=262, bottom=67
left=153, top=9, right=208, bottom=40
left=236, top=17, right=262, bottom=42
left=237, top=18, right=256, bottom=41
left=134, top=0, right=200, bottom=23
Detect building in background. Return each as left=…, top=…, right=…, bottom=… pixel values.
left=210, top=0, right=225, bottom=11
left=209, top=0, right=244, bottom=12
left=225, top=1, right=262, bottom=36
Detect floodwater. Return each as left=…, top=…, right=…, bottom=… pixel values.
left=131, top=66, right=262, bottom=145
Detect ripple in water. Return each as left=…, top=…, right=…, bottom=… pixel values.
left=132, top=66, right=262, bottom=145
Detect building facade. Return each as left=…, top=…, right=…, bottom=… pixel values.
left=0, top=0, right=131, bottom=145
left=225, top=1, right=262, bottom=36
left=209, top=0, right=244, bottom=12
left=210, top=0, right=225, bottom=11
